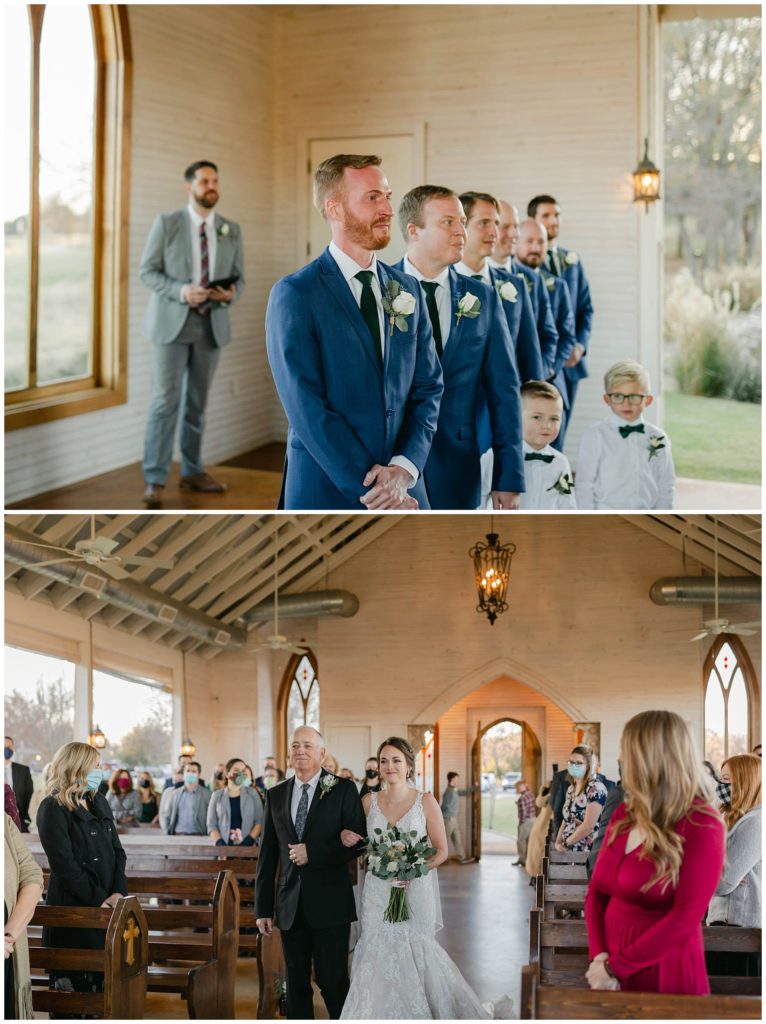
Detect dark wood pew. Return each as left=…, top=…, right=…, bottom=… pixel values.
left=257, top=926, right=287, bottom=1019
left=29, top=896, right=148, bottom=1019
left=528, top=906, right=762, bottom=995
left=520, top=963, right=762, bottom=1019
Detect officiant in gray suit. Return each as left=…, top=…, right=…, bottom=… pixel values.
left=139, top=160, right=245, bottom=508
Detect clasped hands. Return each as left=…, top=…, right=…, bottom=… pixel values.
left=361, top=464, right=418, bottom=510
left=182, top=283, right=235, bottom=307
left=585, top=953, right=620, bottom=991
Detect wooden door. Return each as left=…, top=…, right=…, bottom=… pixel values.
left=470, top=720, right=482, bottom=861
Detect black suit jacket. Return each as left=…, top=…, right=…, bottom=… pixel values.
left=255, top=770, right=366, bottom=930
left=11, top=761, right=34, bottom=831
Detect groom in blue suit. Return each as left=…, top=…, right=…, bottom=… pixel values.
left=267, top=155, right=443, bottom=510
left=394, top=186, right=524, bottom=509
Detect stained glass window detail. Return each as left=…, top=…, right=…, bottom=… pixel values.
left=286, top=654, right=319, bottom=741
left=704, top=639, right=751, bottom=767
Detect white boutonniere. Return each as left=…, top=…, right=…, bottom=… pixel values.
left=547, top=472, right=574, bottom=496
left=497, top=280, right=518, bottom=304
left=456, top=292, right=481, bottom=325
left=381, top=280, right=416, bottom=332
left=564, top=250, right=579, bottom=266
left=648, top=434, right=666, bottom=461
left=544, top=275, right=556, bottom=291
left=217, top=222, right=230, bottom=238
left=319, top=774, right=339, bottom=800
left=523, top=275, right=534, bottom=294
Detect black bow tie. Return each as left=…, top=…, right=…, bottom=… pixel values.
left=619, top=423, right=645, bottom=438
left=525, top=451, right=555, bottom=463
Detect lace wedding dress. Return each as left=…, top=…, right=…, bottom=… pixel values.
left=340, top=791, right=493, bottom=1020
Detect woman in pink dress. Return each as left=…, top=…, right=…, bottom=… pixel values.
left=584, top=710, right=725, bottom=995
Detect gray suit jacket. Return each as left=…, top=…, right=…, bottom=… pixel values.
left=140, top=208, right=245, bottom=347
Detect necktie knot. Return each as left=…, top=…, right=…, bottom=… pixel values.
left=525, top=451, right=555, bottom=463
left=619, top=423, right=645, bottom=439
left=420, top=281, right=439, bottom=296
left=355, top=269, right=375, bottom=286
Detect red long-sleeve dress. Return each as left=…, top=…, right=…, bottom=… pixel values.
left=584, top=801, right=725, bottom=994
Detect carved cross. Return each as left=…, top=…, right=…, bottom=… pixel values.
left=123, top=915, right=140, bottom=965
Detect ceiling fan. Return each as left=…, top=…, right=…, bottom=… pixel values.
left=249, top=527, right=309, bottom=656
left=688, top=518, right=760, bottom=642
left=20, top=516, right=176, bottom=580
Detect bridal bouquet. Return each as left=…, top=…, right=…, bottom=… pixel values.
left=365, top=825, right=436, bottom=923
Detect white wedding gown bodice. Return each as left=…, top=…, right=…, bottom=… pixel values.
left=340, top=791, right=491, bottom=1020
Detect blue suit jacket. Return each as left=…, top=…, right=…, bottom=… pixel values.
left=512, top=261, right=559, bottom=380
left=393, top=264, right=524, bottom=508
left=266, top=248, right=444, bottom=509
left=540, top=269, right=577, bottom=411
left=556, top=246, right=594, bottom=384
left=486, top=267, right=543, bottom=383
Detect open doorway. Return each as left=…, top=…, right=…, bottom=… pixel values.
left=469, top=718, right=541, bottom=859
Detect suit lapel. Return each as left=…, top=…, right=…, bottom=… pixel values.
left=442, top=267, right=467, bottom=371
left=319, top=249, right=383, bottom=378
left=376, top=262, right=395, bottom=377
left=283, top=777, right=299, bottom=844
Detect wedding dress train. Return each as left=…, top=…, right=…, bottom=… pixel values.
left=340, top=791, right=504, bottom=1020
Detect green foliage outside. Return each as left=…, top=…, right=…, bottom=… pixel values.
left=480, top=795, right=519, bottom=839
left=664, top=392, right=761, bottom=483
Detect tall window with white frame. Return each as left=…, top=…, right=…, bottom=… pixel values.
left=4, top=645, right=76, bottom=775
left=704, top=636, right=752, bottom=770
left=4, top=5, right=131, bottom=428
left=285, top=653, right=320, bottom=746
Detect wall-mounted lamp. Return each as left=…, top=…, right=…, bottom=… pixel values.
left=633, top=138, right=661, bottom=212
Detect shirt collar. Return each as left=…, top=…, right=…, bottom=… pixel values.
left=523, top=440, right=556, bottom=456
left=488, top=256, right=512, bottom=272
left=329, top=240, right=378, bottom=284
left=607, top=410, right=645, bottom=430
left=403, top=255, right=450, bottom=287
left=294, top=769, right=322, bottom=792
left=187, top=204, right=215, bottom=232
left=454, top=259, right=489, bottom=282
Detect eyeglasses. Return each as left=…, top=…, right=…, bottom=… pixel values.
left=567, top=760, right=586, bottom=768
left=607, top=392, right=647, bottom=406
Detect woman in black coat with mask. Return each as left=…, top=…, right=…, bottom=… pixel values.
left=36, top=741, right=128, bottom=1013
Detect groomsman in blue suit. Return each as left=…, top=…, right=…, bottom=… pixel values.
left=452, top=193, right=545, bottom=383
left=267, top=155, right=443, bottom=510
left=528, top=194, right=594, bottom=421
left=516, top=219, right=577, bottom=449
left=393, top=186, right=523, bottom=510
left=140, top=160, right=245, bottom=507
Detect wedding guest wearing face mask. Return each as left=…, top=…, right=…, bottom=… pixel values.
left=136, top=771, right=161, bottom=825
left=707, top=753, right=762, bottom=978
left=714, top=760, right=732, bottom=810
left=36, top=742, right=128, bottom=1002
left=255, top=756, right=278, bottom=793
left=207, top=758, right=264, bottom=847
left=212, top=763, right=227, bottom=792
left=359, top=757, right=381, bottom=798
left=554, top=745, right=607, bottom=853
left=162, top=761, right=211, bottom=835
left=106, top=768, right=142, bottom=828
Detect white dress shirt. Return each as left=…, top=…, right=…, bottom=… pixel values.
left=181, top=205, right=217, bottom=301
left=454, top=259, right=492, bottom=285
left=290, top=769, right=322, bottom=826
left=576, top=411, right=676, bottom=510
left=488, top=256, right=512, bottom=273
left=519, top=441, right=576, bottom=510
left=402, top=256, right=452, bottom=350
left=328, top=240, right=418, bottom=485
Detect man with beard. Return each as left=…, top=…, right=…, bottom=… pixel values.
left=528, top=194, right=594, bottom=423
left=267, top=154, right=443, bottom=510
left=139, top=160, right=245, bottom=507
left=516, top=219, right=576, bottom=448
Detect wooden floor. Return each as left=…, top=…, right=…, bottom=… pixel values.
left=109, top=853, right=533, bottom=1021
left=7, top=445, right=285, bottom=511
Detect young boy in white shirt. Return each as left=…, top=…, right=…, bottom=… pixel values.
left=519, top=380, right=576, bottom=509
left=576, top=359, right=675, bottom=509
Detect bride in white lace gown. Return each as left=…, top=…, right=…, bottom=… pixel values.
left=339, top=738, right=492, bottom=1020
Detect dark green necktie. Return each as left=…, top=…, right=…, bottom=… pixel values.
left=525, top=451, right=555, bottom=463
left=548, top=249, right=560, bottom=276
left=619, top=423, right=645, bottom=439
left=420, top=281, right=443, bottom=358
left=355, top=270, right=382, bottom=366
left=471, top=274, right=484, bottom=281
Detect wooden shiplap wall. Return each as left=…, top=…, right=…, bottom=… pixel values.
left=5, top=5, right=277, bottom=504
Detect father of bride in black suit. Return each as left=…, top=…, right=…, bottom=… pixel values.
left=255, top=726, right=366, bottom=1019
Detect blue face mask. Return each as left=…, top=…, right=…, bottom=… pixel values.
left=102, top=769, right=112, bottom=782
left=184, top=771, right=199, bottom=786
left=568, top=763, right=586, bottom=780
left=4, top=747, right=13, bottom=761
left=85, top=769, right=104, bottom=791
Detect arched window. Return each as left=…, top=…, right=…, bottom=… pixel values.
left=5, top=5, right=131, bottom=429
left=704, top=636, right=756, bottom=766
left=278, top=651, right=320, bottom=764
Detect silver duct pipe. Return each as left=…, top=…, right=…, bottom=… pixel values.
left=5, top=526, right=246, bottom=648
left=244, top=590, right=359, bottom=624
left=650, top=577, right=761, bottom=605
